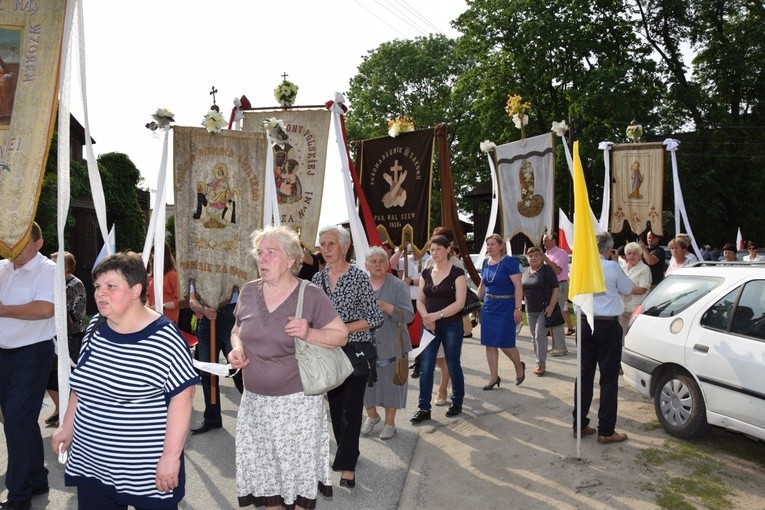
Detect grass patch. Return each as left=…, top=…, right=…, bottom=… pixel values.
left=637, top=440, right=736, bottom=509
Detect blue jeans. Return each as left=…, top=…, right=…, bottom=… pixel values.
left=418, top=321, right=464, bottom=411
left=195, top=303, right=243, bottom=423
left=0, top=340, right=54, bottom=501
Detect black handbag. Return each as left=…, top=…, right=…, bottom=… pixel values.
left=544, top=303, right=565, bottom=328
left=542, top=265, right=565, bottom=328
left=343, top=339, right=378, bottom=387
left=460, top=288, right=483, bottom=316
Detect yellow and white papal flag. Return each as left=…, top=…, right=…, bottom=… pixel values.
left=568, top=142, right=605, bottom=330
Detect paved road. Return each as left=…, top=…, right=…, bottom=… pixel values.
left=5, top=324, right=759, bottom=509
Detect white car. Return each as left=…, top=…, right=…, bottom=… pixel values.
left=622, top=261, right=765, bottom=441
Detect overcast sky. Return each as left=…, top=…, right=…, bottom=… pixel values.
left=72, top=0, right=466, bottom=227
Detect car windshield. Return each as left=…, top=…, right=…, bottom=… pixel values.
left=641, top=275, right=724, bottom=317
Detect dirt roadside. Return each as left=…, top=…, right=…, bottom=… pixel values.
left=398, top=326, right=765, bottom=510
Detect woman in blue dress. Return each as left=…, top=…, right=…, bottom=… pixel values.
left=476, top=234, right=525, bottom=390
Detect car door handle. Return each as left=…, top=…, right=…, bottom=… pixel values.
left=693, top=344, right=709, bottom=353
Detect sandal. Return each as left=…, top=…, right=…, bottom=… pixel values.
left=533, top=365, right=546, bottom=376
left=44, top=413, right=59, bottom=425
left=566, top=328, right=576, bottom=336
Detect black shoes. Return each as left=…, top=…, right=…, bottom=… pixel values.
left=191, top=421, right=222, bottom=434
left=445, top=404, right=462, bottom=417
left=0, top=499, right=31, bottom=510
left=339, top=477, right=355, bottom=488
left=482, top=377, right=501, bottom=390
left=30, top=485, right=49, bottom=497
left=410, top=410, right=431, bottom=423
left=516, top=362, right=526, bottom=386
left=411, top=365, right=420, bottom=378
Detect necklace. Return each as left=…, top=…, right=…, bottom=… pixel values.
left=485, top=257, right=502, bottom=283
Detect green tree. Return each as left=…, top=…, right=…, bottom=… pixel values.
left=345, top=34, right=478, bottom=225
left=453, top=0, right=665, bottom=217
left=35, top=133, right=92, bottom=254
left=97, top=152, right=146, bottom=252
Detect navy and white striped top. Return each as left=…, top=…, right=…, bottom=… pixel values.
left=65, top=314, right=199, bottom=508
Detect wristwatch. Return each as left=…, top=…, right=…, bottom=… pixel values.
left=439, top=311, right=444, bottom=318
left=515, top=307, right=522, bottom=311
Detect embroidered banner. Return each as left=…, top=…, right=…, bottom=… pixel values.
left=497, top=133, right=555, bottom=245
left=357, top=129, right=434, bottom=256
left=610, top=142, right=664, bottom=235
left=0, top=1, right=67, bottom=258
left=242, top=109, right=330, bottom=247
left=173, top=126, right=266, bottom=308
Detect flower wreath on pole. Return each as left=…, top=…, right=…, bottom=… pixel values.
left=387, top=115, right=415, bottom=138
left=274, top=79, right=299, bottom=107
left=505, top=94, right=530, bottom=139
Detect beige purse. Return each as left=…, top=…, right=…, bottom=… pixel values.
left=293, top=280, right=354, bottom=395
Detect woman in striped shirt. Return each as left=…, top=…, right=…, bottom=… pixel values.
left=52, top=252, right=198, bottom=510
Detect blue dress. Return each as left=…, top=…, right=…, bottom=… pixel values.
left=480, top=256, right=521, bottom=348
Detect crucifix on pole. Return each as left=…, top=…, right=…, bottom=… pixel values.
left=209, top=85, right=219, bottom=112
left=281, top=72, right=288, bottom=81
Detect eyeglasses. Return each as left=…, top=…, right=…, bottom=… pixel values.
left=749, top=247, right=757, bottom=250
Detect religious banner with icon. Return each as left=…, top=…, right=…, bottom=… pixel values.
left=609, top=142, right=664, bottom=235
left=0, top=1, right=67, bottom=258
left=242, top=109, right=330, bottom=247
left=173, top=126, right=266, bottom=308
left=357, top=129, right=434, bottom=257
left=496, top=133, right=555, bottom=245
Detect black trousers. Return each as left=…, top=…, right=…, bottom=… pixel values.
left=327, top=374, right=367, bottom=472
left=572, top=318, right=623, bottom=436
left=195, top=303, right=243, bottom=423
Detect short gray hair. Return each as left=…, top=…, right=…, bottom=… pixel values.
left=596, top=232, right=614, bottom=254
left=624, top=241, right=643, bottom=256
left=251, top=226, right=303, bottom=275
left=318, top=225, right=351, bottom=248
left=365, top=246, right=389, bottom=262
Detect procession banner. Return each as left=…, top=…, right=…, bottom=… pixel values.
left=357, top=129, right=434, bottom=257
left=609, top=142, right=664, bottom=235
left=174, top=126, right=266, bottom=308
left=0, top=1, right=67, bottom=258
left=242, top=109, right=330, bottom=247
left=497, top=133, right=555, bottom=245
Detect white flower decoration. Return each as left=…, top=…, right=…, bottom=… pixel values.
left=480, top=140, right=496, bottom=153
left=146, top=107, right=174, bottom=131
left=262, top=117, right=289, bottom=147
left=512, top=113, right=528, bottom=130
left=388, top=123, right=402, bottom=138
left=551, top=120, right=568, bottom=137
left=202, top=109, right=227, bottom=133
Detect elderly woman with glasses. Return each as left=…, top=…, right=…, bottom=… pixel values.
left=618, top=242, right=652, bottom=338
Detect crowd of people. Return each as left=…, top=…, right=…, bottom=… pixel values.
left=1, top=220, right=760, bottom=509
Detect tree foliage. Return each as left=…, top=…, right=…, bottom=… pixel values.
left=344, top=0, right=764, bottom=246
left=35, top=139, right=147, bottom=255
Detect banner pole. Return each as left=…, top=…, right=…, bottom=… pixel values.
left=210, top=318, right=217, bottom=405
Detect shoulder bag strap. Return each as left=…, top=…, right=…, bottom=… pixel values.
left=295, top=279, right=309, bottom=321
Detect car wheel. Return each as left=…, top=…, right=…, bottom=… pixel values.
left=653, top=369, right=712, bottom=439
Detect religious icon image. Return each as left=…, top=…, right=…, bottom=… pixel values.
left=382, top=159, right=407, bottom=209
left=0, top=29, right=21, bottom=125
left=273, top=143, right=303, bottom=205
left=517, top=159, right=544, bottom=217
left=192, top=162, right=240, bottom=228
left=627, top=160, right=644, bottom=199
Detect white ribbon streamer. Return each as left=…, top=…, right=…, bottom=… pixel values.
left=475, top=146, right=499, bottom=269
left=664, top=139, right=701, bottom=259
left=192, top=359, right=240, bottom=378
left=329, top=93, right=369, bottom=267
left=598, top=141, right=613, bottom=232
left=264, top=135, right=281, bottom=227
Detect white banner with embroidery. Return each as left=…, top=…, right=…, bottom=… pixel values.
left=242, top=109, right=330, bottom=247
left=609, top=142, right=664, bottom=235
left=497, top=133, right=555, bottom=246
left=173, top=126, right=266, bottom=308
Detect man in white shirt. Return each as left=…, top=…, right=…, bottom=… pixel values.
left=0, top=222, right=56, bottom=509
left=572, top=232, right=634, bottom=445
